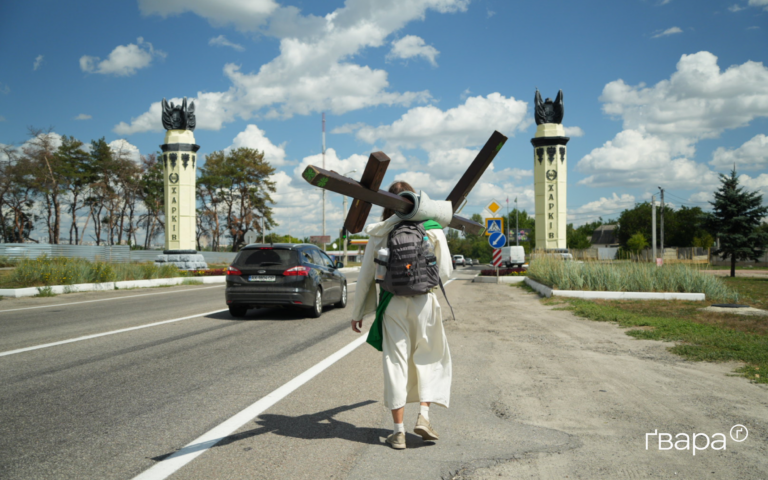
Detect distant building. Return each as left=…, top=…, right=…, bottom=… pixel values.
left=591, top=225, right=619, bottom=248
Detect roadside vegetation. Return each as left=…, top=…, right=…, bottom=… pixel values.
left=2, top=256, right=186, bottom=288
left=532, top=276, right=768, bottom=384
left=528, top=256, right=738, bottom=302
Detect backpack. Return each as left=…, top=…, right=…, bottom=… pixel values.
left=379, top=221, right=439, bottom=296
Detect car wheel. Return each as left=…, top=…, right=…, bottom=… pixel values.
left=308, top=288, right=323, bottom=318
left=229, top=306, right=248, bottom=318
left=335, top=283, right=347, bottom=308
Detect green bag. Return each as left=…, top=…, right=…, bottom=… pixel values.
left=366, top=220, right=443, bottom=351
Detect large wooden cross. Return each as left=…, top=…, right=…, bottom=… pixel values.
left=301, top=131, right=508, bottom=236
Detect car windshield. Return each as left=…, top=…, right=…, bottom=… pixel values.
left=235, top=249, right=298, bottom=267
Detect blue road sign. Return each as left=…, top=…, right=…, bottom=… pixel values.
left=485, top=218, right=503, bottom=236
left=489, top=232, right=506, bottom=248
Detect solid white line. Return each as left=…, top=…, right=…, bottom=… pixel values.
left=0, top=309, right=228, bottom=357
left=132, top=334, right=368, bottom=480
left=0, top=285, right=224, bottom=313
left=133, top=278, right=450, bottom=480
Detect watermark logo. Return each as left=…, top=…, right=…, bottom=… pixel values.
left=646, top=425, right=748, bottom=455
left=730, top=424, right=748, bottom=442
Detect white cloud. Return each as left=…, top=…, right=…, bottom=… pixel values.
left=80, top=37, right=166, bottom=76
left=651, top=26, right=683, bottom=38
left=0, top=116, right=6, bottom=122
left=748, top=0, right=768, bottom=9
left=729, top=4, right=745, bottom=11
left=330, top=122, right=365, bottom=134
left=486, top=8, right=496, bottom=17
left=564, top=126, right=584, bottom=137
left=293, top=147, right=369, bottom=181
left=577, top=129, right=718, bottom=189
left=226, top=124, right=287, bottom=166
left=209, top=35, right=245, bottom=51
left=73, top=114, right=92, bottom=120
left=0, top=83, right=9, bottom=95
left=659, top=0, right=673, bottom=4
left=33, top=55, right=44, bottom=71
left=739, top=173, right=768, bottom=197
left=109, top=139, right=141, bottom=163
left=568, top=193, right=637, bottom=225
left=600, top=52, right=768, bottom=141
left=116, top=1, right=471, bottom=133
left=138, top=0, right=279, bottom=31
left=387, top=35, right=439, bottom=66
left=710, top=134, right=768, bottom=171
left=353, top=93, right=530, bottom=151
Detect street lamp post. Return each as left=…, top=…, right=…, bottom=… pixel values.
left=342, top=169, right=357, bottom=265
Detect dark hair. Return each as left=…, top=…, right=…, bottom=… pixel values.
left=381, top=181, right=415, bottom=220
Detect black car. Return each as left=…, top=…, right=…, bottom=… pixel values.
left=225, top=243, right=347, bottom=318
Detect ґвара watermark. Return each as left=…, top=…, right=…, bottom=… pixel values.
left=646, top=425, right=748, bottom=455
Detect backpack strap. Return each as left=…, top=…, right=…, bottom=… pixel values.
left=437, top=276, right=455, bottom=321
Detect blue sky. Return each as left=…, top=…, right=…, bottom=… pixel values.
left=1, top=0, right=767, bottom=241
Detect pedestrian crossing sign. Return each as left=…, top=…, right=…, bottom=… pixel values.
left=485, top=217, right=503, bottom=236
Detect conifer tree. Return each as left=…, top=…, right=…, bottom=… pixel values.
left=705, top=168, right=768, bottom=277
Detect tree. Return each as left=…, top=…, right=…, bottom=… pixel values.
left=0, top=144, right=37, bottom=242
left=139, top=153, right=164, bottom=249
left=23, top=128, right=64, bottom=244
left=55, top=136, right=93, bottom=245
left=566, top=223, right=592, bottom=249
left=627, top=232, right=649, bottom=253
left=704, top=168, right=768, bottom=277
left=198, top=147, right=277, bottom=252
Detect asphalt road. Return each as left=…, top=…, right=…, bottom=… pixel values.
left=6, top=262, right=761, bottom=480
left=0, top=268, right=372, bottom=479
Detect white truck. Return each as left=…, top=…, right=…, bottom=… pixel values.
left=501, top=246, right=526, bottom=267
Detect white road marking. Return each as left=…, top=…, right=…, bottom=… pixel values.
left=133, top=277, right=453, bottom=480
left=132, top=334, right=369, bottom=480
left=0, top=285, right=224, bottom=313
left=0, top=309, right=228, bottom=357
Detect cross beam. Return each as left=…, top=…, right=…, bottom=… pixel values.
left=301, top=130, right=508, bottom=236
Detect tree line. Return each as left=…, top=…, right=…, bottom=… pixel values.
left=1, top=129, right=277, bottom=251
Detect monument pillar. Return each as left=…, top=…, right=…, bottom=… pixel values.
left=154, top=97, right=207, bottom=270
left=531, top=89, right=569, bottom=250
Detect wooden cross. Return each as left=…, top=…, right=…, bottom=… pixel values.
left=301, top=131, right=508, bottom=236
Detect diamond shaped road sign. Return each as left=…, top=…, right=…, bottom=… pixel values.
left=486, top=200, right=502, bottom=214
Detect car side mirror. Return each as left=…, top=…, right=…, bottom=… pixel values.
left=335, top=261, right=344, bottom=269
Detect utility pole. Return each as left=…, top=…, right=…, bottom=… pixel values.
left=651, top=195, right=656, bottom=262
left=658, top=187, right=665, bottom=261
left=505, top=197, right=510, bottom=246
left=515, top=197, right=519, bottom=246
left=322, top=113, right=326, bottom=251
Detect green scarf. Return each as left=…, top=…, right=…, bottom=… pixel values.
left=366, top=219, right=442, bottom=351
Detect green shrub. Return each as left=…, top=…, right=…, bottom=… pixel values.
left=7, top=256, right=188, bottom=288
left=528, top=256, right=738, bottom=302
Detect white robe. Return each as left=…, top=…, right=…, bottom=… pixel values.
left=352, top=216, right=453, bottom=409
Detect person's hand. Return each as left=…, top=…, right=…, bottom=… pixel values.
left=351, top=319, right=363, bottom=333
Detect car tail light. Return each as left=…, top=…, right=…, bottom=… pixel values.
left=283, top=266, right=310, bottom=276
left=292, top=300, right=303, bottom=304
left=260, top=247, right=273, bottom=250
left=227, top=266, right=243, bottom=276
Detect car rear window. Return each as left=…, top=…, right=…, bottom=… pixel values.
left=234, top=248, right=298, bottom=267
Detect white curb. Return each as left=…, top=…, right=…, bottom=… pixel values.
left=473, top=276, right=527, bottom=284
left=523, top=277, right=706, bottom=301
left=0, top=276, right=227, bottom=298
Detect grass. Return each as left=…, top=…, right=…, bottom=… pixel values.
left=1, top=256, right=188, bottom=289
left=527, top=256, right=739, bottom=302
left=35, top=286, right=56, bottom=297
left=534, top=276, right=768, bottom=384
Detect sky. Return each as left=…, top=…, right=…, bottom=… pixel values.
left=1, top=0, right=767, bottom=242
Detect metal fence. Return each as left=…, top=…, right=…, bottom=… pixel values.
left=0, top=244, right=237, bottom=265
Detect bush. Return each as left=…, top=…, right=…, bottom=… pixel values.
left=527, top=256, right=738, bottom=302
left=189, top=268, right=227, bottom=276
left=7, top=256, right=187, bottom=288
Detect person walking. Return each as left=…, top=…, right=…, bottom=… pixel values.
left=351, top=181, right=453, bottom=450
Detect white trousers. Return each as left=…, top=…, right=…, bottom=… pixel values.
left=382, top=292, right=452, bottom=410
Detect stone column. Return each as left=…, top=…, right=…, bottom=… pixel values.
left=531, top=124, right=569, bottom=250
left=155, top=129, right=207, bottom=270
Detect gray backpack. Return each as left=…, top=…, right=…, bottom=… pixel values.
left=379, top=221, right=439, bottom=296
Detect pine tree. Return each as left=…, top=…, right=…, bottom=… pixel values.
left=705, top=168, right=768, bottom=277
